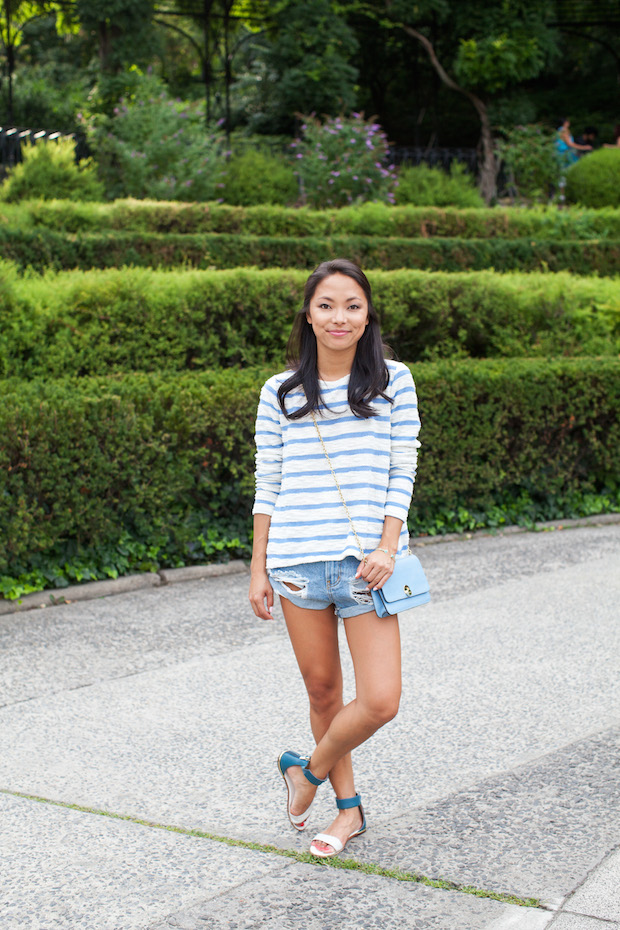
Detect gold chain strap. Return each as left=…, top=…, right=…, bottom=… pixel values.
left=311, top=410, right=368, bottom=563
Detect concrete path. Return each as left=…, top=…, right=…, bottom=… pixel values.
left=1, top=523, right=619, bottom=929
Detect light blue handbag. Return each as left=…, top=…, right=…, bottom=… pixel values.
left=371, top=553, right=430, bottom=617
left=312, top=412, right=430, bottom=617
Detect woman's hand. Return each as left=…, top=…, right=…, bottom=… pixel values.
left=355, top=548, right=394, bottom=591
left=249, top=569, right=275, bottom=620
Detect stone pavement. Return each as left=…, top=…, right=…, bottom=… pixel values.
left=0, top=523, right=619, bottom=930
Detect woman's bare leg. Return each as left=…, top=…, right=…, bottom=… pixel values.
left=281, top=599, right=402, bottom=850
left=310, top=609, right=401, bottom=852
left=280, top=596, right=356, bottom=814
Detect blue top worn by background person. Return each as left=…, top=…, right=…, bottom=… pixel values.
left=556, top=117, right=592, bottom=167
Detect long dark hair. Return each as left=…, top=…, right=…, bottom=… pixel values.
left=277, top=259, right=391, bottom=420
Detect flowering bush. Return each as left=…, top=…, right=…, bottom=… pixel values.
left=89, top=73, right=225, bottom=201
left=291, top=113, right=397, bottom=208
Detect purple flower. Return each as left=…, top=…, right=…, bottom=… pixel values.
left=296, top=153, right=303, bottom=159
left=331, top=171, right=340, bottom=177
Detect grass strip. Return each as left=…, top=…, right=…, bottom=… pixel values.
left=1, top=787, right=540, bottom=909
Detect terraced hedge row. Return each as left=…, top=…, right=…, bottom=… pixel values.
left=1, top=265, right=618, bottom=379
left=3, top=227, right=620, bottom=275
left=5, top=199, right=620, bottom=240
left=1, top=358, right=617, bottom=575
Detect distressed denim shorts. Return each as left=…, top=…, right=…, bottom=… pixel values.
left=268, top=556, right=375, bottom=620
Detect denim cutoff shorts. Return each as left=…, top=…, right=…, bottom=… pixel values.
left=268, top=556, right=375, bottom=620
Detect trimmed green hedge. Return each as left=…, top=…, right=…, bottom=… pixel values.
left=566, top=148, right=620, bottom=209
left=4, top=199, right=620, bottom=240
left=1, top=358, right=617, bottom=578
left=1, top=265, right=617, bottom=379
left=3, top=227, right=620, bottom=275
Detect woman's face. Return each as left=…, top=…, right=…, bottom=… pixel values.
left=306, top=273, right=369, bottom=358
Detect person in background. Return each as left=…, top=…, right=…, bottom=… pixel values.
left=574, top=126, right=599, bottom=152
left=556, top=118, right=592, bottom=167
left=603, top=125, right=620, bottom=148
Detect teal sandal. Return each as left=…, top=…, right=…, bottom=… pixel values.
left=277, top=750, right=327, bottom=832
left=310, top=793, right=367, bottom=858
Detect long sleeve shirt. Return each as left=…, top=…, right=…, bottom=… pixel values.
left=253, top=360, right=421, bottom=570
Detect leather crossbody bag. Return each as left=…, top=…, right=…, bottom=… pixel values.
left=311, top=412, right=430, bottom=617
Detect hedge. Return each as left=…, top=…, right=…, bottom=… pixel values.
left=0, top=265, right=617, bottom=379
left=3, top=227, right=620, bottom=275
left=1, top=358, right=618, bottom=578
left=4, top=199, right=620, bottom=240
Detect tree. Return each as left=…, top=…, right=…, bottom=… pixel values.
left=74, top=0, right=157, bottom=74
left=377, top=0, right=558, bottom=202
left=242, top=0, right=359, bottom=134
left=0, top=1, right=69, bottom=121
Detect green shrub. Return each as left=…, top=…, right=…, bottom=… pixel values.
left=89, top=72, right=224, bottom=201
left=7, top=199, right=620, bottom=240
left=394, top=162, right=484, bottom=207
left=0, top=139, right=104, bottom=203
left=2, top=227, right=620, bottom=276
left=0, top=265, right=617, bottom=380
left=0, top=359, right=617, bottom=579
left=566, top=148, right=620, bottom=208
left=496, top=123, right=560, bottom=201
left=218, top=150, right=299, bottom=206
left=293, top=113, right=397, bottom=208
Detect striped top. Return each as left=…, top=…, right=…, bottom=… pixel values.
left=253, top=360, right=421, bottom=569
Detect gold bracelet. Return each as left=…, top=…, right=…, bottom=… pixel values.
left=376, top=548, right=396, bottom=560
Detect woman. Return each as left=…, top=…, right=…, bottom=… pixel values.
left=556, top=117, right=592, bottom=166
left=248, top=258, right=420, bottom=858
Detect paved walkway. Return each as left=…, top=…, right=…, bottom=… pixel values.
left=1, top=523, right=619, bottom=929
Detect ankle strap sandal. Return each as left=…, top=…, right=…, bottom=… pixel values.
left=277, top=750, right=326, bottom=832
left=310, top=793, right=367, bottom=858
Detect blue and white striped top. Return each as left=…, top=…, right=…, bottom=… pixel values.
left=253, top=360, right=421, bottom=569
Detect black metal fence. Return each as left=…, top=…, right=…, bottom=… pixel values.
left=389, top=145, right=479, bottom=174
left=0, top=127, right=89, bottom=173
left=0, top=126, right=479, bottom=177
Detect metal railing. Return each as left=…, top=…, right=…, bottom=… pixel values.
left=0, top=127, right=89, bottom=171
left=389, top=145, right=479, bottom=174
